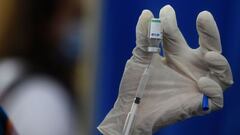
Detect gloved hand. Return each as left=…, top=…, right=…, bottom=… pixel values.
left=98, top=5, right=233, bottom=135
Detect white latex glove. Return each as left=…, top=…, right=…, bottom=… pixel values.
left=98, top=5, right=233, bottom=135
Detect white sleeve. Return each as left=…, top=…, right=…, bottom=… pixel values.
left=2, top=77, right=77, bottom=135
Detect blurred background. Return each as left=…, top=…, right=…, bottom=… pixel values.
left=0, top=0, right=239, bottom=135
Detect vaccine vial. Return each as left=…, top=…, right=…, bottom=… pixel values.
left=148, top=18, right=162, bottom=53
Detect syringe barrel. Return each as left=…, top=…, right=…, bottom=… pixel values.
left=136, top=68, right=150, bottom=98
left=122, top=103, right=138, bottom=135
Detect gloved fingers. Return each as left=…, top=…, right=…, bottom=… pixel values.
left=159, top=5, right=188, bottom=56
left=197, top=11, right=222, bottom=53
left=133, top=10, right=154, bottom=64
left=204, top=51, right=234, bottom=89
left=197, top=77, right=223, bottom=111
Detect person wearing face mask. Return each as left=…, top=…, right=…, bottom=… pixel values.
left=0, top=0, right=84, bottom=135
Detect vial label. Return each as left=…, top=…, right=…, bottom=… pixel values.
left=149, top=18, right=162, bottom=39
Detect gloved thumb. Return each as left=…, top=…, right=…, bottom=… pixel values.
left=133, top=10, right=154, bottom=64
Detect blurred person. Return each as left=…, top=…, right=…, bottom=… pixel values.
left=0, top=0, right=84, bottom=134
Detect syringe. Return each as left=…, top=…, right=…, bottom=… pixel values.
left=122, top=18, right=162, bottom=135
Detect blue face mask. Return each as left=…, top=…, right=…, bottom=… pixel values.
left=59, top=21, right=82, bottom=64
